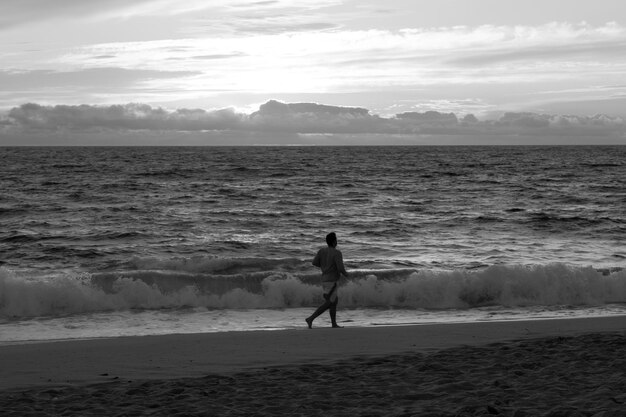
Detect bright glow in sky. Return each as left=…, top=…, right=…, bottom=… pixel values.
left=1, top=0, right=626, bottom=144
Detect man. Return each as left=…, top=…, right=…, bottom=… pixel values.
left=306, top=232, right=349, bottom=329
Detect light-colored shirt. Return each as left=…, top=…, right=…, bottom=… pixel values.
left=312, top=246, right=347, bottom=282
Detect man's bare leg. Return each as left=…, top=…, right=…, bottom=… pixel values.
left=329, top=299, right=341, bottom=328
left=306, top=301, right=331, bottom=328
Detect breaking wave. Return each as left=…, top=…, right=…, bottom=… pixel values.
left=2, top=262, right=626, bottom=319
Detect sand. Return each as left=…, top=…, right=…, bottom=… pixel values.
left=1, top=316, right=625, bottom=416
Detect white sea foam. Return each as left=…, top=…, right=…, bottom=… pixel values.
left=2, top=264, right=625, bottom=319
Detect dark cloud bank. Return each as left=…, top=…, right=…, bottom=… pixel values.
left=1, top=100, right=625, bottom=145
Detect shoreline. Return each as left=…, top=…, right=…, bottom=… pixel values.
left=1, top=315, right=625, bottom=391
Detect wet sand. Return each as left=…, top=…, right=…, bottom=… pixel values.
left=1, top=316, right=625, bottom=416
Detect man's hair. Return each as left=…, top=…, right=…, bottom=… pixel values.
left=326, top=232, right=337, bottom=246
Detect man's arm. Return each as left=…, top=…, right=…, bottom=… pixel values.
left=336, top=250, right=348, bottom=277
left=312, top=250, right=321, bottom=267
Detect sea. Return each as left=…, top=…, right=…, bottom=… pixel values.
left=1, top=145, right=625, bottom=344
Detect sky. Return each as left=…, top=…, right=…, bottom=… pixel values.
left=1, top=0, right=626, bottom=145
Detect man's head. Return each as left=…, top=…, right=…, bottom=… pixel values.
left=326, top=232, right=337, bottom=247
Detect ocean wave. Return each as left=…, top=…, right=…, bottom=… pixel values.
left=123, top=256, right=305, bottom=275
left=1, top=264, right=625, bottom=319
left=1, top=232, right=42, bottom=243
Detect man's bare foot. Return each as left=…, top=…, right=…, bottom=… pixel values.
left=332, top=324, right=343, bottom=328
left=305, top=318, right=313, bottom=329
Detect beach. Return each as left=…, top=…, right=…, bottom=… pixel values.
left=1, top=316, right=625, bottom=416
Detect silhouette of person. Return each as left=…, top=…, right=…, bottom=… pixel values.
left=306, top=232, right=349, bottom=329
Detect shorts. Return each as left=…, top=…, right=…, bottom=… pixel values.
left=322, top=282, right=338, bottom=303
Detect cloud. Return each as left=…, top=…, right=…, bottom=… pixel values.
left=448, top=39, right=626, bottom=68
left=0, top=68, right=201, bottom=108
left=0, top=0, right=155, bottom=29
left=229, top=21, right=338, bottom=35
left=190, top=53, right=247, bottom=60
left=203, top=1, right=341, bottom=35
left=248, top=100, right=382, bottom=133
left=3, top=100, right=625, bottom=145
left=6, top=103, right=245, bottom=131
left=498, top=112, right=551, bottom=128
left=396, top=111, right=458, bottom=124
left=54, top=22, right=626, bottom=93
left=0, top=68, right=199, bottom=91
left=5, top=21, right=625, bottom=112
left=487, top=111, right=626, bottom=137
